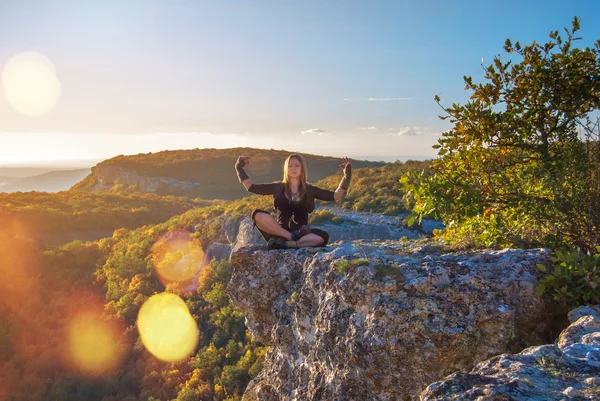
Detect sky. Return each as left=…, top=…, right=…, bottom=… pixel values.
left=0, top=0, right=599, bottom=166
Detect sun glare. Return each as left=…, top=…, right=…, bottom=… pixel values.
left=67, top=311, right=122, bottom=376
left=1, top=51, right=61, bottom=116
left=151, top=229, right=206, bottom=291
left=137, top=293, right=199, bottom=362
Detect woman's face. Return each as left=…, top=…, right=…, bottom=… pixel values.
left=287, top=157, right=302, bottom=179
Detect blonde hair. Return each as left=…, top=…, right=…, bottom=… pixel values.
left=282, top=154, right=307, bottom=200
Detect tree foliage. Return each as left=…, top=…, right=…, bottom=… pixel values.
left=403, top=17, right=600, bottom=251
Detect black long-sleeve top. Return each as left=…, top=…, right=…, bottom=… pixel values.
left=248, top=182, right=335, bottom=231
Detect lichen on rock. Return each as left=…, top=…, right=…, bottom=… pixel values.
left=421, top=305, right=600, bottom=400
left=228, top=240, right=553, bottom=400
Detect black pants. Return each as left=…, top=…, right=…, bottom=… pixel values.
left=251, top=209, right=329, bottom=246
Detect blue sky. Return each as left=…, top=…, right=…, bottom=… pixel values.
left=0, top=0, right=598, bottom=165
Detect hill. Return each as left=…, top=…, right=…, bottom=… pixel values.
left=0, top=169, right=91, bottom=193
left=71, top=148, right=385, bottom=199
left=313, top=159, right=431, bottom=215
left=0, top=166, right=61, bottom=178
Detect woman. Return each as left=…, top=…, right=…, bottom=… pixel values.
left=235, top=153, right=352, bottom=249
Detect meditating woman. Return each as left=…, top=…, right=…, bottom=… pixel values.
left=235, top=153, right=352, bottom=249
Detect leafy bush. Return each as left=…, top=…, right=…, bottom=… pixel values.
left=536, top=246, right=600, bottom=308
left=402, top=18, right=600, bottom=251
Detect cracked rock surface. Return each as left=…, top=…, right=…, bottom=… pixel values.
left=421, top=305, right=600, bottom=401
left=228, top=240, right=553, bottom=400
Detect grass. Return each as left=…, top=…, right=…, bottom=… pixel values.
left=335, top=258, right=370, bottom=274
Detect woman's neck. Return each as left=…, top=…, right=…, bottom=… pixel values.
left=288, top=179, right=300, bottom=190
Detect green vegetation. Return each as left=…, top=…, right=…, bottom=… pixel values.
left=0, top=203, right=269, bottom=401
left=309, top=209, right=347, bottom=225
left=335, top=258, right=370, bottom=274
left=401, top=18, right=600, bottom=305
left=403, top=18, right=599, bottom=251
left=0, top=190, right=213, bottom=237
left=536, top=247, right=600, bottom=308
left=286, top=291, right=300, bottom=306
left=314, top=160, right=431, bottom=215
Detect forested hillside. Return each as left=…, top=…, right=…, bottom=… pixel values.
left=0, top=208, right=265, bottom=401
left=72, top=148, right=385, bottom=200
left=314, top=159, right=431, bottom=216
left=0, top=191, right=217, bottom=247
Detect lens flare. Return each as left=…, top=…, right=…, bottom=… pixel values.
left=1, top=51, right=61, bottom=116
left=67, top=312, right=122, bottom=376
left=137, top=293, right=199, bottom=362
left=152, top=229, right=206, bottom=290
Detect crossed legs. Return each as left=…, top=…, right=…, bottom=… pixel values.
left=253, top=211, right=325, bottom=248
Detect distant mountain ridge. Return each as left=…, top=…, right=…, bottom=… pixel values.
left=72, top=148, right=386, bottom=200
left=0, top=169, right=90, bottom=193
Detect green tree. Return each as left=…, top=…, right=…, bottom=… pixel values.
left=403, top=17, right=600, bottom=250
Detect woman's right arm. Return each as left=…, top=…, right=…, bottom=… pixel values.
left=235, top=156, right=254, bottom=190
left=235, top=156, right=276, bottom=195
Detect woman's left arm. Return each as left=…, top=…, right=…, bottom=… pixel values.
left=312, top=158, right=352, bottom=202
left=333, top=157, right=352, bottom=202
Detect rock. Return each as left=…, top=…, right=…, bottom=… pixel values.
left=91, top=164, right=200, bottom=193
left=227, top=240, right=552, bottom=400
left=315, top=206, right=444, bottom=241
left=421, top=305, right=600, bottom=401
left=225, top=208, right=441, bottom=256
left=230, top=218, right=265, bottom=253
left=221, top=214, right=242, bottom=243
left=205, top=242, right=231, bottom=262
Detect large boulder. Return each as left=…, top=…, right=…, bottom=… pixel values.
left=421, top=305, right=600, bottom=400
left=228, top=240, right=554, bottom=400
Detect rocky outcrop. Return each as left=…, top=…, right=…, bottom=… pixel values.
left=314, top=206, right=444, bottom=242
left=222, top=206, right=444, bottom=255
left=227, top=240, right=553, bottom=400
left=421, top=305, right=600, bottom=400
left=91, top=164, right=200, bottom=193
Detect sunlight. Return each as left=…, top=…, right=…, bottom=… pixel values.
left=67, top=311, right=122, bottom=376
left=0, top=219, right=40, bottom=307
left=1, top=52, right=61, bottom=116
left=151, top=229, right=206, bottom=291
left=137, top=293, right=199, bottom=362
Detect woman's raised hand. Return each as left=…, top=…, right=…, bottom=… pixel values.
left=236, top=156, right=251, bottom=168
left=235, top=156, right=251, bottom=183
left=337, top=157, right=352, bottom=191
left=339, top=157, right=351, bottom=170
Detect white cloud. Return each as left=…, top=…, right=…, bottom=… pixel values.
left=394, top=126, right=429, bottom=136
left=356, top=126, right=379, bottom=131
left=301, top=128, right=330, bottom=136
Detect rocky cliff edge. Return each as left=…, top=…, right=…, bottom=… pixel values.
left=228, top=240, right=553, bottom=400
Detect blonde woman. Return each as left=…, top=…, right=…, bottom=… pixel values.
left=235, top=153, right=352, bottom=249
